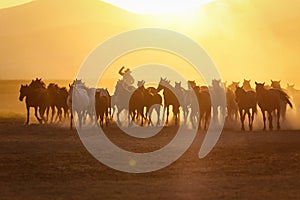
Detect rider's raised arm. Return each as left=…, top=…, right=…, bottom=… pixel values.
left=118, top=66, right=126, bottom=76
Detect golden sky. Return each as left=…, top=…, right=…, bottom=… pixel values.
left=0, top=0, right=299, bottom=90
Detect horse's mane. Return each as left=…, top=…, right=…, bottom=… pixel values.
left=29, top=78, right=46, bottom=89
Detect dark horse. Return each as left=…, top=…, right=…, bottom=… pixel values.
left=47, top=83, right=69, bottom=123
left=19, top=78, right=50, bottom=124
left=130, top=81, right=162, bottom=126
left=187, top=80, right=211, bottom=130
left=157, top=78, right=180, bottom=125
left=95, top=88, right=110, bottom=127
left=235, top=86, right=257, bottom=131
left=255, top=82, right=292, bottom=130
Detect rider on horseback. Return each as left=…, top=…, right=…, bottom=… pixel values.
left=119, top=66, right=135, bottom=92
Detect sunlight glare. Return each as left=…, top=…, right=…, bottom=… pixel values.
left=101, top=0, right=214, bottom=14
left=0, top=0, right=34, bottom=9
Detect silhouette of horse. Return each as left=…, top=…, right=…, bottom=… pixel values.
left=19, top=78, right=50, bottom=124
left=95, top=88, right=110, bottom=127
left=68, top=80, right=91, bottom=129
left=129, top=80, right=147, bottom=126
left=209, top=79, right=226, bottom=122
left=255, top=82, right=292, bottom=130
left=242, top=79, right=254, bottom=91
left=226, top=88, right=239, bottom=122
left=112, top=80, right=135, bottom=125
left=157, top=78, right=180, bottom=125
left=145, top=86, right=162, bottom=126
left=286, top=84, right=300, bottom=111
left=187, top=80, right=211, bottom=130
left=174, top=81, right=189, bottom=124
left=235, top=86, right=257, bottom=131
left=271, top=80, right=289, bottom=121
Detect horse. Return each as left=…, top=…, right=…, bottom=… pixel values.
left=146, top=86, right=162, bottom=126
left=255, top=82, right=292, bottom=130
left=187, top=81, right=211, bottom=130
left=111, top=79, right=135, bottom=125
left=68, top=80, right=91, bottom=129
left=46, top=84, right=69, bottom=123
left=95, top=88, right=110, bottom=127
left=174, top=81, right=189, bottom=124
left=157, top=78, right=180, bottom=126
left=19, top=78, right=50, bottom=124
left=286, top=84, right=300, bottom=111
left=209, top=79, right=226, bottom=122
left=271, top=80, right=289, bottom=121
left=226, top=88, right=239, bottom=123
left=129, top=80, right=147, bottom=126
left=235, top=86, right=257, bottom=131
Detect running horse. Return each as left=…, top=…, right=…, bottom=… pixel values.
left=235, top=86, right=257, bottom=131
left=157, top=78, right=180, bottom=126
left=255, top=82, right=292, bottom=130
left=19, top=78, right=50, bottom=124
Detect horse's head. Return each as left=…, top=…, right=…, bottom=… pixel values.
left=243, top=79, right=251, bottom=87
left=175, top=81, right=181, bottom=90
left=187, top=80, right=196, bottom=89
left=137, top=80, right=145, bottom=88
left=212, top=79, right=222, bottom=88
left=157, top=77, right=170, bottom=92
left=255, top=81, right=265, bottom=92
left=235, top=86, right=244, bottom=102
left=19, top=84, right=29, bottom=101
left=228, top=81, right=239, bottom=91
left=271, top=80, right=281, bottom=89
left=286, top=83, right=295, bottom=91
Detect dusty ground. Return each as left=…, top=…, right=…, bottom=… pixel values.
left=0, top=116, right=300, bottom=200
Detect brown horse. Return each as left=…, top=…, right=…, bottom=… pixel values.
left=188, top=80, right=211, bottom=130
left=235, top=86, right=257, bottom=131
left=19, top=78, right=50, bottom=124
left=157, top=78, right=180, bottom=126
left=95, top=88, right=110, bottom=127
left=255, top=82, right=292, bottom=130
left=129, top=80, right=147, bottom=126
left=226, top=88, right=239, bottom=122
left=145, top=86, right=162, bottom=126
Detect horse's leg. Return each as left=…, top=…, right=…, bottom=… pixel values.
left=26, top=106, right=30, bottom=125
left=277, top=108, right=281, bottom=130
left=165, top=106, right=169, bottom=126
left=247, top=110, right=251, bottom=131
left=198, top=111, right=203, bottom=130
left=268, top=111, right=273, bottom=130
left=249, top=109, right=254, bottom=131
left=50, top=105, right=55, bottom=123
left=239, top=109, right=245, bottom=131
left=70, top=111, right=73, bottom=130
left=162, top=106, right=166, bottom=124
left=261, top=110, right=266, bottom=131
left=205, top=111, right=210, bottom=130
left=35, top=107, right=42, bottom=124
left=156, top=106, right=161, bottom=126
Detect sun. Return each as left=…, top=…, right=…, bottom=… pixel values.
left=101, top=0, right=214, bottom=15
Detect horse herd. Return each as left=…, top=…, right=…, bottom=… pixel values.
left=19, top=78, right=298, bottom=131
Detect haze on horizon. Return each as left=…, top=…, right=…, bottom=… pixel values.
left=0, top=0, right=300, bottom=89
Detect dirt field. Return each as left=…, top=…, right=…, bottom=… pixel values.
left=1, top=116, right=300, bottom=200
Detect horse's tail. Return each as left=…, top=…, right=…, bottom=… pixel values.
left=278, top=90, right=293, bottom=108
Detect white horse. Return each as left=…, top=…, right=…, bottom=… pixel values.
left=68, top=81, right=91, bottom=129
left=111, top=80, right=135, bottom=126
